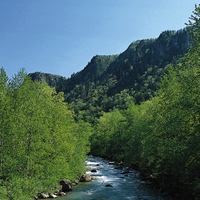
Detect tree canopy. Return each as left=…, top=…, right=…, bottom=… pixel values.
left=0, top=68, right=91, bottom=199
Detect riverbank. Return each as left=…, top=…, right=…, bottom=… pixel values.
left=34, top=172, right=94, bottom=199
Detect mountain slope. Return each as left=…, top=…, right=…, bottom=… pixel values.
left=29, top=28, right=194, bottom=122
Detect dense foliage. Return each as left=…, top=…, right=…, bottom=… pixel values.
left=0, top=69, right=91, bottom=199
left=90, top=4, right=200, bottom=199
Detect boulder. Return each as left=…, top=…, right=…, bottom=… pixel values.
left=60, top=179, right=73, bottom=192
left=59, top=192, right=66, bottom=196
left=91, top=169, right=97, bottom=172
left=80, top=173, right=92, bottom=182
left=40, top=193, right=49, bottom=199
left=105, top=184, right=113, bottom=187
left=50, top=193, right=57, bottom=198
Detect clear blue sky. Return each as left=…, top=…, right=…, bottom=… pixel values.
left=0, top=0, right=198, bottom=79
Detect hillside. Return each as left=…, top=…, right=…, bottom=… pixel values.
left=29, top=28, right=194, bottom=123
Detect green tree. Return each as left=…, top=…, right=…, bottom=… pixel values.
left=0, top=69, right=91, bottom=199
left=186, top=4, right=200, bottom=43
left=91, top=109, right=125, bottom=160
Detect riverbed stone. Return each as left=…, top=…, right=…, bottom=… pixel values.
left=105, top=184, right=113, bottom=187
left=40, top=193, right=49, bottom=199
left=59, top=191, right=66, bottom=196
left=91, top=169, right=97, bottom=172
left=80, top=173, right=92, bottom=182
left=60, top=179, right=73, bottom=192
left=50, top=193, right=57, bottom=198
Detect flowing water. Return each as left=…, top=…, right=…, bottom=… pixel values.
left=57, top=156, right=170, bottom=200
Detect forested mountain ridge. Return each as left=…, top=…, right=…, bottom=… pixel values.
left=29, top=28, right=195, bottom=123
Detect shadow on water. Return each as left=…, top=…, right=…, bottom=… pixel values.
left=57, top=156, right=170, bottom=200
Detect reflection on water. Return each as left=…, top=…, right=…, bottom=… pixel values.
left=57, top=156, right=169, bottom=200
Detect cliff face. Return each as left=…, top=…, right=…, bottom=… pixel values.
left=95, top=29, right=194, bottom=97
left=29, top=72, right=68, bottom=93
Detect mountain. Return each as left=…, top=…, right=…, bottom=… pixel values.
left=29, top=28, right=195, bottom=123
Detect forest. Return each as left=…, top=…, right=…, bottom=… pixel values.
left=0, top=3, right=200, bottom=200
left=0, top=69, right=91, bottom=199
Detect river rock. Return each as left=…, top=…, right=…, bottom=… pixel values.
left=50, top=193, right=57, bottom=198
left=105, top=184, right=113, bottom=187
left=60, top=179, right=73, bottom=192
left=91, top=169, right=97, bottom=172
left=80, top=173, right=92, bottom=182
left=59, top=192, right=66, bottom=196
left=40, top=193, right=49, bottom=199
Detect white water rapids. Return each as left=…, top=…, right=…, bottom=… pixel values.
left=57, top=156, right=170, bottom=200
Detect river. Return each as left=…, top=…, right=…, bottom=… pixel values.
left=57, top=156, right=170, bottom=200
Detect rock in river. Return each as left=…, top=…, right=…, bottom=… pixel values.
left=80, top=173, right=93, bottom=182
